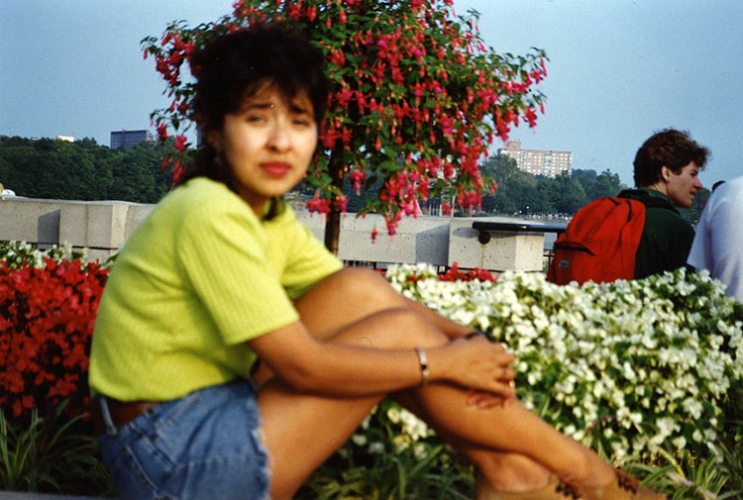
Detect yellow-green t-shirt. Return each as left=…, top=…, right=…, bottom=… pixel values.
left=89, top=177, right=342, bottom=401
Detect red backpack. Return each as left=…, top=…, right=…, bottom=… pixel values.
left=547, top=196, right=647, bottom=285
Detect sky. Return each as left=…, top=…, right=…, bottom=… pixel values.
left=2, top=0, right=741, bottom=188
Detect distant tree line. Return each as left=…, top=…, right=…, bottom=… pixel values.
left=0, top=136, right=173, bottom=204
left=476, top=154, right=710, bottom=224
left=0, top=136, right=708, bottom=224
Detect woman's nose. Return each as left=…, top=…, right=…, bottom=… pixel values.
left=267, top=121, right=292, bottom=151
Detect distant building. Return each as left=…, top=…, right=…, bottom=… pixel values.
left=57, top=136, right=75, bottom=142
left=498, top=140, right=572, bottom=178
left=110, top=129, right=154, bottom=151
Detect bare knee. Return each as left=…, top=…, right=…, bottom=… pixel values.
left=327, top=267, right=405, bottom=308
left=295, top=268, right=407, bottom=333
left=370, top=307, right=448, bottom=350
left=295, top=267, right=448, bottom=349
left=300, top=268, right=404, bottom=311
left=323, top=305, right=447, bottom=353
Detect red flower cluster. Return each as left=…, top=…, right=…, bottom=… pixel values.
left=394, top=262, right=496, bottom=284
left=0, top=259, right=109, bottom=424
left=438, top=262, right=496, bottom=283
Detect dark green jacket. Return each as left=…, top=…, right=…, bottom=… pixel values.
left=619, top=188, right=695, bottom=279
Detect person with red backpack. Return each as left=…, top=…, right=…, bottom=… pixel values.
left=548, top=129, right=709, bottom=285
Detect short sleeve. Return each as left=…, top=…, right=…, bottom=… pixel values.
left=177, top=200, right=300, bottom=345
left=267, top=209, right=343, bottom=300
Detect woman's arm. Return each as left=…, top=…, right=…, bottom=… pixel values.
left=248, top=319, right=515, bottom=400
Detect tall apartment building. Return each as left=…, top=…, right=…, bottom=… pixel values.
left=110, top=130, right=154, bottom=151
left=497, top=140, right=572, bottom=178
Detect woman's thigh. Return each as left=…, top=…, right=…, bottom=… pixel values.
left=98, top=381, right=270, bottom=500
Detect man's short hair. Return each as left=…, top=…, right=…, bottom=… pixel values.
left=633, top=129, right=709, bottom=187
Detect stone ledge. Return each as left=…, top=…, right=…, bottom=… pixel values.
left=1, top=198, right=556, bottom=272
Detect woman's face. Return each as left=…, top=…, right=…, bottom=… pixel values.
left=208, top=84, right=318, bottom=215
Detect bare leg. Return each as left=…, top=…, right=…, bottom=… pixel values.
left=257, top=304, right=449, bottom=499
left=395, top=383, right=613, bottom=489
left=256, top=268, right=615, bottom=499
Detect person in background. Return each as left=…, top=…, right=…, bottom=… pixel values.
left=687, top=176, right=743, bottom=302
left=88, top=23, right=665, bottom=500
left=618, top=129, right=709, bottom=279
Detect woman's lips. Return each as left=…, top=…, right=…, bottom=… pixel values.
left=261, top=162, right=291, bottom=178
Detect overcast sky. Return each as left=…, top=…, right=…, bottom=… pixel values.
left=2, top=0, right=741, bottom=187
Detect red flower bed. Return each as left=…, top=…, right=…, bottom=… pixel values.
left=0, top=258, right=109, bottom=424
left=0, top=257, right=489, bottom=427
left=380, top=262, right=496, bottom=283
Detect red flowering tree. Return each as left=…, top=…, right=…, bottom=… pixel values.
left=142, top=0, right=548, bottom=253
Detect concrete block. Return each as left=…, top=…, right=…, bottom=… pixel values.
left=59, top=202, right=131, bottom=250
left=294, top=211, right=325, bottom=241
left=448, top=218, right=544, bottom=272
left=0, top=198, right=64, bottom=244
left=125, top=204, right=155, bottom=239
left=37, top=209, right=61, bottom=244
left=295, top=213, right=450, bottom=266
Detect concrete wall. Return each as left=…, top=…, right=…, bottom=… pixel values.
left=0, top=197, right=152, bottom=262
left=0, top=197, right=554, bottom=272
left=299, top=213, right=452, bottom=268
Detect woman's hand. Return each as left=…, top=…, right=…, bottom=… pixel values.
left=426, top=336, right=517, bottom=408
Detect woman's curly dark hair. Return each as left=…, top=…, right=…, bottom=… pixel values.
left=179, top=22, right=330, bottom=216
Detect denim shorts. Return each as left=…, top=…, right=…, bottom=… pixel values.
left=97, top=380, right=271, bottom=500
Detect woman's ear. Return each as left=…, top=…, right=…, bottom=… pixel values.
left=206, top=129, right=222, bottom=151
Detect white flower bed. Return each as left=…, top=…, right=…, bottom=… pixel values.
left=0, top=241, right=87, bottom=269
left=384, top=264, right=743, bottom=464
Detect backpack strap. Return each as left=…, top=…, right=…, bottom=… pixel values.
left=617, top=189, right=678, bottom=213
